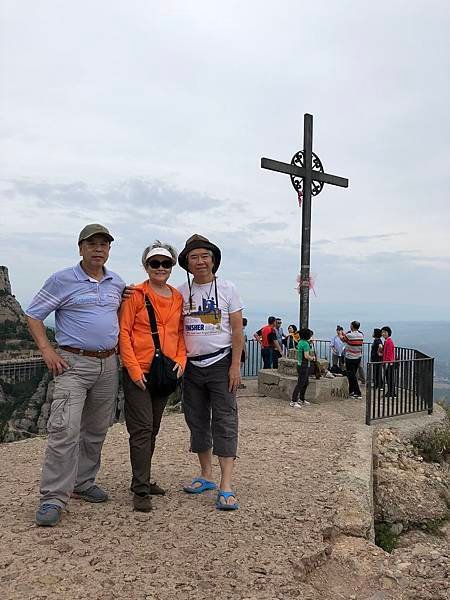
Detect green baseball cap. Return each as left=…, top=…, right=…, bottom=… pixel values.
left=78, top=224, right=114, bottom=244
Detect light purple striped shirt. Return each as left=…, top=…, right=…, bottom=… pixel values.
left=26, top=262, right=125, bottom=351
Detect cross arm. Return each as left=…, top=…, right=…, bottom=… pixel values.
left=261, top=157, right=348, bottom=188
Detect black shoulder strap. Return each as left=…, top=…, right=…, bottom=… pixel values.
left=145, top=296, right=161, bottom=351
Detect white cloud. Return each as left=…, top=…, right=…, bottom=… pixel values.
left=1, top=1, right=450, bottom=322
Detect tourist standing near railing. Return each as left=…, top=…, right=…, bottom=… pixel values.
left=330, top=325, right=345, bottom=370
left=273, top=318, right=284, bottom=368
left=370, top=328, right=384, bottom=389
left=343, top=321, right=364, bottom=399
left=283, top=324, right=300, bottom=353
left=381, top=326, right=396, bottom=399
left=254, top=317, right=282, bottom=369
left=25, top=224, right=126, bottom=527
left=118, top=242, right=186, bottom=513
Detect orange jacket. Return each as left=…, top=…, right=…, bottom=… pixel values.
left=119, top=281, right=187, bottom=382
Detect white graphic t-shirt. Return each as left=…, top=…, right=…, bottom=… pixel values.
left=178, top=278, right=244, bottom=367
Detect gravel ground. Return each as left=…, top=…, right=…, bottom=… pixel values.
left=0, top=382, right=448, bottom=600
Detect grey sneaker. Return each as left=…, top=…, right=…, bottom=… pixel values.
left=36, top=503, right=62, bottom=527
left=133, top=494, right=152, bottom=512
left=72, top=485, right=108, bottom=503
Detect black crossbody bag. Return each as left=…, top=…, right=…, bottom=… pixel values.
left=145, top=296, right=180, bottom=396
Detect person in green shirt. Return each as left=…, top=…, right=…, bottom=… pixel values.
left=290, top=328, right=316, bottom=408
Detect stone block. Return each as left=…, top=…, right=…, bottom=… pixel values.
left=257, top=369, right=281, bottom=398
left=277, top=358, right=297, bottom=377
left=278, top=374, right=298, bottom=400
left=258, top=368, right=349, bottom=404
left=258, top=381, right=281, bottom=398
left=286, top=349, right=329, bottom=371
left=258, top=369, right=280, bottom=385
left=310, top=377, right=349, bottom=403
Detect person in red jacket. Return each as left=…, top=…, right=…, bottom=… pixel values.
left=254, top=317, right=282, bottom=369
left=381, top=326, right=396, bottom=399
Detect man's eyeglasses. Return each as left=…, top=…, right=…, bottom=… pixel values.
left=148, top=259, right=173, bottom=269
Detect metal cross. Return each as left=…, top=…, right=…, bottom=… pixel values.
left=261, top=113, right=349, bottom=329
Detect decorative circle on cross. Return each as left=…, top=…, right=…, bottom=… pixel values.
left=290, top=151, right=325, bottom=196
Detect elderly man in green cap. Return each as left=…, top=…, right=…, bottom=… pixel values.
left=26, top=224, right=126, bottom=526
left=178, top=234, right=244, bottom=510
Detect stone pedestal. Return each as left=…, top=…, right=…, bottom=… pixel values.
left=258, top=356, right=349, bottom=403
left=279, top=357, right=329, bottom=376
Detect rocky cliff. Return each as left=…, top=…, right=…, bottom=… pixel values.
left=1, top=374, right=52, bottom=442
left=0, top=266, right=49, bottom=440
left=0, top=266, right=26, bottom=324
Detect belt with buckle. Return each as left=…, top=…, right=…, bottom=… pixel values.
left=187, top=347, right=231, bottom=362
left=59, top=346, right=116, bottom=359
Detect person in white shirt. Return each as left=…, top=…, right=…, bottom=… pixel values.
left=330, top=325, right=345, bottom=370
left=177, top=235, right=244, bottom=511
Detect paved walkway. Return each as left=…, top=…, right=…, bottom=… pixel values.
left=0, top=381, right=377, bottom=599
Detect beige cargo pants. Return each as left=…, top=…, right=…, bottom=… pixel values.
left=39, top=349, right=119, bottom=508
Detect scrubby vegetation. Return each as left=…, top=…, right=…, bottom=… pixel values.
left=0, top=320, right=55, bottom=352
left=375, top=522, right=399, bottom=553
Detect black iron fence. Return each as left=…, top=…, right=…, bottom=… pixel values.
left=244, top=340, right=435, bottom=424
left=242, top=338, right=372, bottom=378
left=242, top=339, right=263, bottom=377
left=366, top=350, right=434, bottom=425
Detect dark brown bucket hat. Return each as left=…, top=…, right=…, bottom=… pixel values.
left=178, top=234, right=221, bottom=273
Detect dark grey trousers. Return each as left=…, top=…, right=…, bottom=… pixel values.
left=182, top=355, right=238, bottom=458
left=346, top=358, right=362, bottom=396
left=123, top=369, right=168, bottom=496
left=292, top=364, right=309, bottom=403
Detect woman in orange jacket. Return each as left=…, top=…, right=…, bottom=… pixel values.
left=119, top=241, right=186, bottom=512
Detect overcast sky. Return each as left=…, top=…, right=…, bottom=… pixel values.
left=1, top=1, right=449, bottom=329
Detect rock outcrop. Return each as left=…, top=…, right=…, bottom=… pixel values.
left=0, top=266, right=26, bottom=324
left=374, top=425, right=450, bottom=528
left=2, top=373, right=51, bottom=442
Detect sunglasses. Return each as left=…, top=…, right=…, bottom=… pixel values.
left=148, top=259, right=173, bottom=269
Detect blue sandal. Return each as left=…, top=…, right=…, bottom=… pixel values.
left=216, top=490, right=239, bottom=511
left=183, top=477, right=217, bottom=494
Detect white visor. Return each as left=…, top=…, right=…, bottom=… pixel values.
left=145, top=247, right=176, bottom=265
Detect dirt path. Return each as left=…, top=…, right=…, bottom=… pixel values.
left=1, top=383, right=446, bottom=599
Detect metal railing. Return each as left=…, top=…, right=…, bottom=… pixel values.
left=241, top=339, right=263, bottom=378
left=1, top=341, right=435, bottom=426
left=0, top=356, right=46, bottom=384
left=365, top=350, right=434, bottom=424
left=241, top=338, right=369, bottom=379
